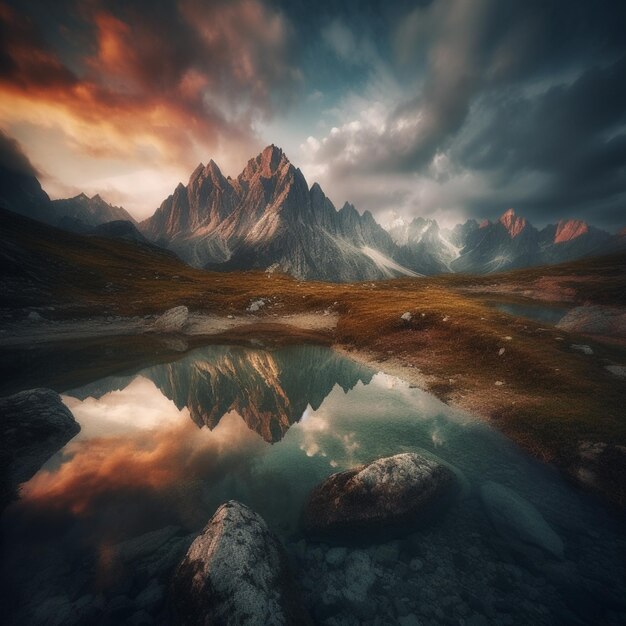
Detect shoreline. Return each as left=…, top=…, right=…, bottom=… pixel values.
left=2, top=309, right=625, bottom=511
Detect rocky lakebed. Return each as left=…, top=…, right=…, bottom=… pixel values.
left=1, top=342, right=625, bottom=626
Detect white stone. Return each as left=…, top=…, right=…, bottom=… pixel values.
left=480, top=481, right=564, bottom=559
left=152, top=306, right=189, bottom=333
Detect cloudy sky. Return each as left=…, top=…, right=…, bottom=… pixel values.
left=1, top=0, right=625, bottom=229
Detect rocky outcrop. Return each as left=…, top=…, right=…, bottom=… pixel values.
left=0, top=388, right=80, bottom=506
left=499, top=208, right=527, bottom=238
left=480, top=481, right=564, bottom=559
left=170, top=501, right=311, bottom=625
left=557, top=305, right=626, bottom=337
left=151, top=306, right=189, bottom=333
left=301, top=453, right=454, bottom=538
left=554, top=219, right=589, bottom=243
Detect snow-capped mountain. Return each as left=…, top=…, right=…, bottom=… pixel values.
left=141, top=145, right=418, bottom=281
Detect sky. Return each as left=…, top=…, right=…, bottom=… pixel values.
left=1, top=0, right=625, bottom=230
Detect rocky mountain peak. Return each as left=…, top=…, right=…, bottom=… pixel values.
left=499, top=208, right=527, bottom=238
left=260, top=144, right=284, bottom=172
left=554, top=219, right=589, bottom=243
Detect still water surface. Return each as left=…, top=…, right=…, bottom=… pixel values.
left=1, top=343, right=624, bottom=625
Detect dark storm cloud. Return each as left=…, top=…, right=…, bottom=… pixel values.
left=304, top=0, right=626, bottom=229
left=454, top=55, right=626, bottom=226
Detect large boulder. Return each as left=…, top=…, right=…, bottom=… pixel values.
left=151, top=306, right=189, bottom=333
left=170, top=501, right=311, bottom=626
left=0, top=388, right=80, bottom=507
left=480, top=481, right=564, bottom=559
left=557, top=305, right=626, bottom=337
left=301, top=453, right=455, bottom=538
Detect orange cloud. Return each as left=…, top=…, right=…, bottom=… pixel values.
left=0, top=0, right=300, bottom=177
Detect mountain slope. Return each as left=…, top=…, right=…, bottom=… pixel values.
left=141, top=146, right=415, bottom=281
left=52, top=194, right=136, bottom=230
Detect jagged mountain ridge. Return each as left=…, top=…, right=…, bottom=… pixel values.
left=141, top=146, right=623, bottom=278
left=2, top=142, right=622, bottom=279
left=52, top=193, right=136, bottom=231
left=141, top=145, right=419, bottom=281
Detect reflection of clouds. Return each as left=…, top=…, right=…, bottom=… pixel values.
left=63, top=376, right=188, bottom=438
left=23, top=382, right=267, bottom=516
left=294, top=372, right=473, bottom=469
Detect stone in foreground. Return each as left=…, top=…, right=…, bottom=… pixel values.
left=0, top=389, right=80, bottom=505
left=151, top=305, right=189, bottom=333
left=301, top=453, right=454, bottom=538
left=480, top=481, right=564, bottom=559
left=170, top=500, right=311, bottom=626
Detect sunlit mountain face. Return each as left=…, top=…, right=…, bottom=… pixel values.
left=1, top=0, right=625, bottom=233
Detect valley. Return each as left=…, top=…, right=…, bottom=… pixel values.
left=2, top=206, right=625, bottom=510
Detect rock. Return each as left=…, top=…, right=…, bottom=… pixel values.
left=247, top=299, right=268, bottom=313
left=557, top=305, right=626, bottom=337
left=27, top=310, right=43, bottom=321
left=400, top=312, right=412, bottom=322
left=110, top=526, right=193, bottom=588
left=0, top=389, right=80, bottom=507
left=134, top=579, right=163, bottom=613
left=151, top=306, right=189, bottom=333
left=343, top=550, right=376, bottom=608
left=480, top=481, right=564, bottom=559
left=301, top=453, right=454, bottom=538
left=409, top=558, right=423, bottom=572
left=170, top=501, right=311, bottom=625
left=373, top=541, right=400, bottom=564
left=606, top=365, right=626, bottom=378
left=325, top=546, right=348, bottom=567
left=570, top=344, right=593, bottom=355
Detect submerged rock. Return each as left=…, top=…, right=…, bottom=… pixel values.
left=301, top=453, right=454, bottom=538
left=0, top=388, right=80, bottom=506
left=480, top=481, right=564, bottom=559
left=170, top=501, right=311, bottom=625
left=151, top=306, right=189, bottom=333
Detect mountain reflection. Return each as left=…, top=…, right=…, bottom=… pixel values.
left=68, top=345, right=374, bottom=442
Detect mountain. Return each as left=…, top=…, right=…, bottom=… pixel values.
left=446, top=208, right=622, bottom=273
left=0, top=139, right=135, bottom=233
left=389, top=217, right=460, bottom=273
left=141, top=146, right=418, bottom=281
left=52, top=193, right=136, bottom=231
left=0, top=155, right=54, bottom=225
left=451, top=209, right=542, bottom=273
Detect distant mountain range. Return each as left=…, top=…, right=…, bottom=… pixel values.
left=0, top=157, right=135, bottom=232
left=1, top=145, right=624, bottom=281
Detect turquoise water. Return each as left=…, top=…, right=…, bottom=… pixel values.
left=1, top=344, right=624, bottom=625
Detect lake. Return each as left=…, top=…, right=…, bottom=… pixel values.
left=1, top=343, right=624, bottom=625
left=492, top=301, right=570, bottom=325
